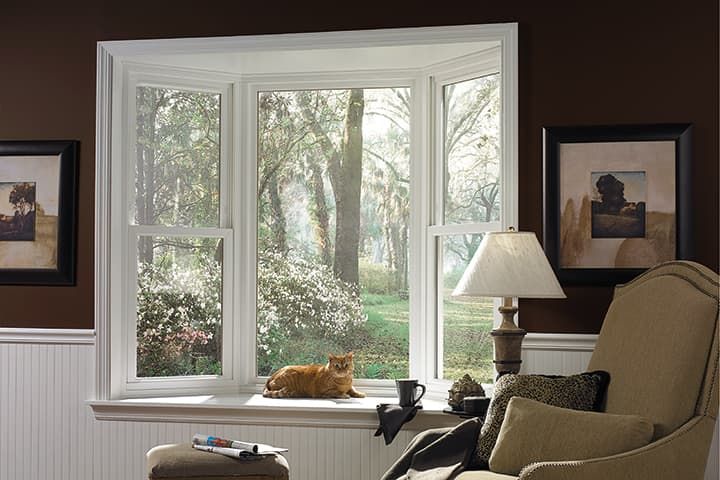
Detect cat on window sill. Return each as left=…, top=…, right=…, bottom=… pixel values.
left=263, top=352, right=366, bottom=399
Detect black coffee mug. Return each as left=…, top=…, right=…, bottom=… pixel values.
left=396, top=379, right=426, bottom=407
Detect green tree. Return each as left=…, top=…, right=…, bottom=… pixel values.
left=135, top=87, right=221, bottom=262
left=443, top=74, right=500, bottom=263
left=363, top=89, right=411, bottom=291
left=9, top=182, right=35, bottom=216
left=299, top=89, right=365, bottom=286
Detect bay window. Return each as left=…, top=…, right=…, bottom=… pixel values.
left=96, top=25, right=518, bottom=400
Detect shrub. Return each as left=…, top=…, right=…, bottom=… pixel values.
left=257, top=251, right=366, bottom=375
left=136, top=261, right=222, bottom=377
left=358, top=258, right=396, bottom=294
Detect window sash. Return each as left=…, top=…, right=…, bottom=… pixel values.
left=124, top=68, right=234, bottom=229
left=116, top=68, right=236, bottom=397
left=426, top=56, right=507, bottom=387
left=125, top=225, right=234, bottom=392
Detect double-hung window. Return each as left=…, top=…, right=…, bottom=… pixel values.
left=427, top=58, right=506, bottom=387
left=113, top=71, right=236, bottom=396
left=98, top=25, right=518, bottom=400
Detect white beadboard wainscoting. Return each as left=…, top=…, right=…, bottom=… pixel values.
left=0, top=332, right=717, bottom=480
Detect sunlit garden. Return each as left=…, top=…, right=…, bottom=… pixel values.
left=134, top=76, right=500, bottom=385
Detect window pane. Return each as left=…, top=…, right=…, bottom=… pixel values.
left=135, top=87, right=221, bottom=227
left=136, top=236, right=223, bottom=377
left=439, top=234, right=494, bottom=383
left=443, top=74, right=501, bottom=224
left=256, top=88, right=410, bottom=379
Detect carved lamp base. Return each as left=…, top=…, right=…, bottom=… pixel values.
left=490, top=297, right=526, bottom=376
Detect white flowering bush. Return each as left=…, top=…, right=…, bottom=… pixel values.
left=136, top=261, right=222, bottom=377
left=257, top=251, right=366, bottom=375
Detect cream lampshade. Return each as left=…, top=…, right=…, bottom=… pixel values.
left=452, top=229, right=565, bottom=375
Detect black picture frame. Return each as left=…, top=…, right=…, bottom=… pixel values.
left=0, top=140, right=79, bottom=285
left=543, top=124, right=692, bottom=286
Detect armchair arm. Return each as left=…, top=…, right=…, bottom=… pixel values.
left=519, top=416, right=715, bottom=480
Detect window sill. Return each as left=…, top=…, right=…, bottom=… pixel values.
left=87, top=394, right=463, bottom=430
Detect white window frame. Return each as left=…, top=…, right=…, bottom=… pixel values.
left=423, top=49, right=514, bottom=393
left=111, top=64, right=239, bottom=397
left=95, top=24, right=518, bottom=400
left=240, top=71, right=422, bottom=393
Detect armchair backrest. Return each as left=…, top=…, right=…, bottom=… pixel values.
left=587, top=261, right=719, bottom=440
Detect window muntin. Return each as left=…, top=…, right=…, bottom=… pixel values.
left=255, top=88, right=411, bottom=379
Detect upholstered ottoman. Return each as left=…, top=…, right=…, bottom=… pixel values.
left=147, top=444, right=290, bottom=480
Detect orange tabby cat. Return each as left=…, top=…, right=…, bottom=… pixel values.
left=263, top=352, right=365, bottom=399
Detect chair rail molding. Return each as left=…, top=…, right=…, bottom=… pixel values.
left=0, top=328, right=95, bottom=344
left=522, top=333, right=598, bottom=352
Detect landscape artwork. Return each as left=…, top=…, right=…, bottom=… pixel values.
left=0, top=156, right=60, bottom=270
left=0, top=182, right=37, bottom=241
left=590, top=171, right=646, bottom=238
left=559, top=141, right=676, bottom=269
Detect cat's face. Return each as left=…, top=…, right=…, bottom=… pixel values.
left=327, top=352, right=354, bottom=376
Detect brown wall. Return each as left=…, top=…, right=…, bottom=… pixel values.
left=0, top=1, right=717, bottom=331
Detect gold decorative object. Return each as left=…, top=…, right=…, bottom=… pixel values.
left=447, top=374, right=486, bottom=411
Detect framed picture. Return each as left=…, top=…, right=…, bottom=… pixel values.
left=543, top=124, right=691, bottom=285
left=0, top=140, right=79, bottom=285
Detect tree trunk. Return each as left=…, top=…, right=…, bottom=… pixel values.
left=298, top=89, right=364, bottom=286
left=306, top=155, right=332, bottom=266
left=399, top=223, right=408, bottom=290
left=136, top=88, right=159, bottom=265
left=267, top=172, right=287, bottom=253
left=333, top=89, right=364, bottom=286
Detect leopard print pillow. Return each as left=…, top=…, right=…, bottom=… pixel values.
left=473, top=371, right=610, bottom=469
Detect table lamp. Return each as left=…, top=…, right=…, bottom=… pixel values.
left=452, top=228, right=565, bottom=375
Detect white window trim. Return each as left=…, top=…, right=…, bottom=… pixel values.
left=111, top=65, right=239, bottom=398
left=427, top=51, right=503, bottom=389
left=95, top=24, right=519, bottom=402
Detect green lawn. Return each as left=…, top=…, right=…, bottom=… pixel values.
left=354, top=293, right=495, bottom=383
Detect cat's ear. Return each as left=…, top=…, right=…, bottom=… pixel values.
left=347, top=352, right=354, bottom=358
left=328, top=354, right=335, bottom=361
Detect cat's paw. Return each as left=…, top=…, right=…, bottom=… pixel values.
left=349, top=388, right=366, bottom=398
left=337, top=393, right=350, bottom=399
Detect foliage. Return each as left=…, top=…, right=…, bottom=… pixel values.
left=133, top=79, right=501, bottom=382
left=351, top=294, right=495, bottom=381
left=443, top=75, right=501, bottom=265
left=358, top=259, right=396, bottom=295
left=135, top=87, right=220, bottom=228
left=442, top=297, right=495, bottom=383
left=351, top=306, right=409, bottom=379
left=444, top=74, right=501, bottom=224
left=136, top=255, right=222, bottom=377
left=9, top=182, right=35, bottom=216
left=256, top=250, right=366, bottom=375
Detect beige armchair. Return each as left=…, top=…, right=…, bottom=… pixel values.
left=399, top=261, right=719, bottom=480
